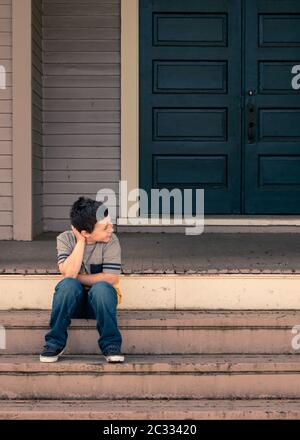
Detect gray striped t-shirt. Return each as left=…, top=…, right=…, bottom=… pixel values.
left=56, top=230, right=122, bottom=275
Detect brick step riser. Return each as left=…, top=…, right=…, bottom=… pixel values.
left=2, top=328, right=297, bottom=354
left=1, top=374, right=300, bottom=399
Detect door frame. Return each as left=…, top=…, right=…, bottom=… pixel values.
left=121, top=0, right=139, bottom=210
left=12, top=0, right=32, bottom=240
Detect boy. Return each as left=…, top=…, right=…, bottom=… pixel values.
left=40, top=197, right=124, bottom=363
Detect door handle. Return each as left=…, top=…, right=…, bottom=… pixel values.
left=247, top=103, right=256, bottom=144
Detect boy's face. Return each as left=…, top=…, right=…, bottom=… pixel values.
left=82, top=215, right=113, bottom=243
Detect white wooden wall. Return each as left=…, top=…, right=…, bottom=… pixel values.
left=0, top=0, right=12, bottom=240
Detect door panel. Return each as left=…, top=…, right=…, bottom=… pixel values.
left=140, top=0, right=300, bottom=215
left=244, top=0, right=300, bottom=213
left=139, top=0, right=242, bottom=214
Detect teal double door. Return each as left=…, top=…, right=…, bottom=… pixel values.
left=139, top=0, right=300, bottom=214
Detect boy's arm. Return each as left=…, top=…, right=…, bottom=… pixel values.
left=77, top=233, right=121, bottom=287
left=58, top=226, right=85, bottom=279
left=77, top=272, right=119, bottom=286
left=77, top=234, right=121, bottom=286
left=59, top=240, right=85, bottom=278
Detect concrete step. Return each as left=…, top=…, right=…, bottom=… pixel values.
left=2, top=398, right=300, bottom=420
left=1, top=310, right=300, bottom=355
left=1, top=274, right=300, bottom=310
left=1, top=354, right=300, bottom=399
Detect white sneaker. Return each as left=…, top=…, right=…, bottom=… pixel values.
left=40, top=345, right=65, bottom=363
left=105, top=353, right=125, bottom=363
left=103, top=346, right=125, bottom=363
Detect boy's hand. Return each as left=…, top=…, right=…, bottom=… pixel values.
left=71, top=225, right=86, bottom=243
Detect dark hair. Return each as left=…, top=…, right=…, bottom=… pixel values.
left=70, top=197, right=108, bottom=233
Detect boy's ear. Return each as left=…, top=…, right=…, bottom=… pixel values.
left=81, top=230, right=89, bottom=238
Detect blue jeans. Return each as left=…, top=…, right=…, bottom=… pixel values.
left=44, top=278, right=122, bottom=354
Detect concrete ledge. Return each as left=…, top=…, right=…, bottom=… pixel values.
left=117, top=225, right=300, bottom=233
left=118, top=216, right=300, bottom=226
left=2, top=354, right=300, bottom=399
left=1, top=310, right=299, bottom=355
left=2, top=309, right=300, bottom=327
left=1, top=398, right=300, bottom=420
left=1, top=354, right=300, bottom=373
left=116, top=217, right=300, bottom=233
left=1, top=274, right=300, bottom=310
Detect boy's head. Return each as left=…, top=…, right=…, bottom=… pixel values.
left=70, top=197, right=113, bottom=243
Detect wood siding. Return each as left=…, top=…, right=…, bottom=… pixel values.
left=0, top=0, right=12, bottom=239
left=43, top=0, right=121, bottom=231
left=32, top=0, right=43, bottom=236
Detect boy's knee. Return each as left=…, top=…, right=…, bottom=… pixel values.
left=55, top=278, right=82, bottom=297
left=89, top=281, right=116, bottom=304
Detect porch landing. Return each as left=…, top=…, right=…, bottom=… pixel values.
left=1, top=232, right=300, bottom=274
